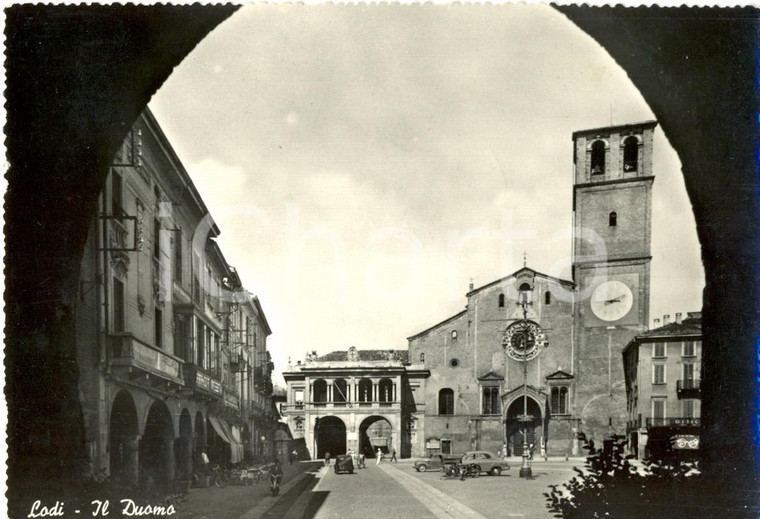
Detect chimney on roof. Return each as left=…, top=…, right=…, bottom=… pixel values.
left=469, top=278, right=474, bottom=292
left=654, top=318, right=661, bottom=328
left=663, top=314, right=671, bottom=325
left=675, top=313, right=683, bottom=324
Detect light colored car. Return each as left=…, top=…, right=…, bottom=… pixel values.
left=460, top=451, right=511, bottom=476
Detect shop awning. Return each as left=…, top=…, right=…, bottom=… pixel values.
left=208, top=416, right=244, bottom=463
left=219, top=418, right=244, bottom=463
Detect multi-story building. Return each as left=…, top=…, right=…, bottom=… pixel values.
left=75, top=108, right=275, bottom=491
left=405, top=121, right=657, bottom=458
left=282, top=121, right=664, bottom=460
left=623, top=312, right=702, bottom=460
left=288, top=121, right=657, bottom=456
left=281, top=347, right=423, bottom=459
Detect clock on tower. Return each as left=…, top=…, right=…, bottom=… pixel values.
left=571, top=121, right=656, bottom=441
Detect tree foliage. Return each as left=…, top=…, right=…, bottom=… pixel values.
left=544, top=436, right=758, bottom=518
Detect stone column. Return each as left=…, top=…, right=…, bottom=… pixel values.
left=182, top=436, right=193, bottom=476
left=124, top=435, right=141, bottom=487
left=163, top=437, right=175, bottom=490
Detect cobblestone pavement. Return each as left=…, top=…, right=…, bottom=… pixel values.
left=172, top=458, right=583, bottom=519
left=173, top=461, right=322, bottom=519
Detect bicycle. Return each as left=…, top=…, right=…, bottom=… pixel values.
left=459, top=463, right=481, bottom=481
left=269, top=473, right=281, bottom=496
left=209, top=465, right=228, bottom=488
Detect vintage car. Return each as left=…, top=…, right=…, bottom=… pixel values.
left=413, top=454, right=461, bottom=472
left=333, top=454, right=354, bottom=474
left=460, top=451, right=511, bottom=476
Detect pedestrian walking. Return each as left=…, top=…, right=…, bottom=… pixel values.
left=390, top=449, right=397, bottom=462
left=198, top=448, right=210, bottom=476
left=375, top=448, right=383, bottom=465
left=348, top=449, right=357, bottom=469
left=324, top=451, right=331, bottom=467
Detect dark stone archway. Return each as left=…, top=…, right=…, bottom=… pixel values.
left=557, top=6, right=760, bottom=491
left=140, top=400, right=175, bottom=493
left=505, top=397, right=543, bottom=457
left=4, top=6, right=237, bottom=515
left=316, top=416, right=346, bottom=458
left=359, top=415, right=394, bottom=457
left=4, top=4, right=759, bottom=513
left=109, top=390, right=139, bottom=485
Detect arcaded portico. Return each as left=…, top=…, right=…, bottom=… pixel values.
left=282, top=347, right=411, bottom=459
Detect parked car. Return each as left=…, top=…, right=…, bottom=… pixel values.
left=460, top=451, right=511, bottom=476
left=334, top=454, right=354, bottom=474
left=413, top=454, right=461, bottom=472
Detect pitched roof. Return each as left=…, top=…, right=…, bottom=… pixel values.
left=622, top=313, right=702, bottom=354
left=317, top=349, right=409, bottom=363
left=466, top=266, right=574, bottom=297
left=406, top=310, right=467, bottom=341
left=640, top=314, right=702, bottom=338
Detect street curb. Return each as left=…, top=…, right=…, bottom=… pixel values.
left=236, top=468, right=319, bottom=519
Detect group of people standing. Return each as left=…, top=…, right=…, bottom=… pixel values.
left=374, top=447, right=397, bottom=464
left=322, top=447, right=397, bottom=467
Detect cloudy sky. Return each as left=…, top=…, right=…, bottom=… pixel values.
left=149, top=4, right=703, bottom=384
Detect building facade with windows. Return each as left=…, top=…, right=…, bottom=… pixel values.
left=623, top=312, right=702, bottom=460
left=281, top=348, right=424, bottom=459
left=405, top=121, right=657, bottom=458
left=282, top=121, right=663, bottom=460
left=75, top=108, right=276, bottom=491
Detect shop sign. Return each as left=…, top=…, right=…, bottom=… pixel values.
left=672, top=434, right=700, bottom=450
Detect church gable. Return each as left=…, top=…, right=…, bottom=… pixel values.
left=478, top=370, right=504, bottom=381
left=545, top=369, right=574, bottom=381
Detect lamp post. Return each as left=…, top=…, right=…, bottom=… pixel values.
left=517, top=289, right=533, bottom=478
left=502, top=286, right=548, bottom=479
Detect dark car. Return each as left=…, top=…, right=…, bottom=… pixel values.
left=334, top=454, right=354, bottom=474
left=414, top=454, right=461, bottom=472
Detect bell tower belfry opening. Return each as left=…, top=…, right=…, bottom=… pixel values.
left=571, top=121, right=656, bottom=441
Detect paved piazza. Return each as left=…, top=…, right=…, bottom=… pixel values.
left=237, top=459, right=582, bottom=519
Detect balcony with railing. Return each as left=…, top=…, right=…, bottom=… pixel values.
left=223, top=384, right=240, bottom=409
left=281, top=400, right=401, bottom=412
left=646, top=417, right=701, bottom=428
left=182, top=363, right=223, bottom=399
left=108, top=333, right=183, bottom=386
left=676, top=379, right=701, bottom=399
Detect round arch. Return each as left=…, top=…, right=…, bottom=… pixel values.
left=313, top=379, right=328, bottom=403
left=109, top=390, right=139, bottom=485
left=315, top=416, right=346, bottom=458
left=505, top=396, right=544, bottom=457
left=5, top=10, right=759, bottom=515
left=359, top=415, right=394, bottom=458
left=140, top=400, right=175, bottom=492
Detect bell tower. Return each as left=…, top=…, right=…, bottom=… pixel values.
left=571, top=121, right=657, bottom=441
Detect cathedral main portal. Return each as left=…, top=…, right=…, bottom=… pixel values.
left=505, top=396, right=543, bottom=457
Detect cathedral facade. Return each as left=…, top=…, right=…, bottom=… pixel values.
left=407, top=120, right=656, bottom=457
left=282, top=121, right=657, bottom=459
